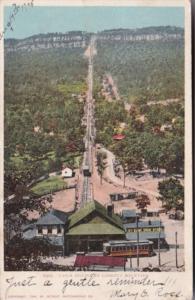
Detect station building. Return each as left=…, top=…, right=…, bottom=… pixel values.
left=23, top=203, right=168, bottom=255
left=23, top=200, right=125, bottom=255
left=65, top=200, right=125, bottom=254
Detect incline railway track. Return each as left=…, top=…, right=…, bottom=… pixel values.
left=80, top=37, right=96, bottom=206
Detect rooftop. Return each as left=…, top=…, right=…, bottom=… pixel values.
left=68, top=200, right=123, bottom=230
left=122, top=210, right=137, bottom=218
left=66, top=223, right=124, bottom=235
left=124, top=220, right=164, bottom=229
left=36, top=209, right=68, bottom=225
left=113, top=134, right=125, bottom=140
left=126, top=231, right=166, bottom=240
left=74, top=255, right=126, bottom=267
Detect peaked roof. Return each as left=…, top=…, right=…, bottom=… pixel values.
left=36, top=209, right=68, bottom=225
left=68, top=200, right=123, bottom=229
left=66, top=223, right=124, bottom=235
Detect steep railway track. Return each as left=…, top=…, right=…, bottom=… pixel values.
left=80, top=37, right=96, bottom=206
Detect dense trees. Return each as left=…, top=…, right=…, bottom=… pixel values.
left=4, top=46, right=88, bottom=261
left=4, top=47, right=87, bottom=198
left=158, top=178, right=184, bottom=211
left=5, top=236, right=60, bottom=271
left=94, top=39, right=184, bottom=101
left=94, top=29, right=184, bottom=180
left=113, top=137, right=143, bottom=187
left=95, top=28, right=184, bottom=182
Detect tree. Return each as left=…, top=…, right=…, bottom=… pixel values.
left=113, top=138, right=143, bottom=187
left=5, top=236, right=60, bottom=271
left=136, top=194, right=150, bottom=210
left=142, top=133, right=166, bottom=172
left=158, top=178, right=184, bottom=211
left=96, top=150, right=107, bottom=184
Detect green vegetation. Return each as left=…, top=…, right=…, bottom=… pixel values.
left=113, top=137, right=143, bottom=187
left=94, top=30, right=184, bottom=178
left=31, top=176, right=67, bottom=196
left=5, top=236, right=61, bottom=271
left=94, top=39, right=184, bottom=102
left=158, top=178, right=184, bottom=211
left=95, top=98, right=184, bottom=176
left=95, top=99, right=127, bottom=147
left=96, top=150, right=107, bottom=184
left=4, top=47, right=87, bottom=197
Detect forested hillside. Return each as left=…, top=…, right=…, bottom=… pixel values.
left=94, top=28, right=184, bottom=176
left=4, top=26, right=185, bottom=198
left=94, top=39, right=184, bottom=102
left=4, top=48, right=88, bottom=197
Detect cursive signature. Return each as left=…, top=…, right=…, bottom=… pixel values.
left=0, top=0, right=34, bottom=41
left=156, top=287, right=183, bottom=298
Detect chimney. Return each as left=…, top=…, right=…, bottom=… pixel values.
left=107, top=204, right=114, bottom=217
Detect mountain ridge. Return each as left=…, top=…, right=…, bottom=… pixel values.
left=5, top=26, right=184, bottom=52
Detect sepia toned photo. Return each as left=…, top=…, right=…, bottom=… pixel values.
left=0, top=0, right=193, bottom=299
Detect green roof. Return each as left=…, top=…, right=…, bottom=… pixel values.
left=66, top=223, right=124, bottom=235
left=68, top=200, right=123, bottom=229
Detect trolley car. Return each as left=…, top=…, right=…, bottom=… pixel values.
left=103, top=240, right=154, bottom=257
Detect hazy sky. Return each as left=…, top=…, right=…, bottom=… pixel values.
left=4, top=6, right=184, bottom=39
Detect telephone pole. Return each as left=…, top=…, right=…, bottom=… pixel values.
left=158, top=219, right=161, bottom=267
left=175, top=232, right=178, bottom=268
left=136, top=216, right=139, bottom=268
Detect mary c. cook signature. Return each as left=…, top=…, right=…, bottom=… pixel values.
left=0, top=0, right=34, bottom=41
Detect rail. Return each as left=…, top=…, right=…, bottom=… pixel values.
left=80, top=37, right=96, bottom=205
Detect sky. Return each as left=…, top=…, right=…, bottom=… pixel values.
left=4, top=6, right=184, bottom=39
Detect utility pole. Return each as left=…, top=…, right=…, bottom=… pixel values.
left=136, top=216, right=139, bottom=268
left=129, top=256, right=132, bottom=269
left=158, top=219, right=161, bottom=267
left=175, top=232, right=178, bottom=268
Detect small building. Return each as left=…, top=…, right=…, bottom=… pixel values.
left=36, top=209, right=68, bottom=255
left=110, top=192, right=137, bottom=201
left=124, top=220, right=167, bottom=249
left=65, top=200, right=125, bottom=254
left=61, top=167, right=73, bottom=178
left=113, top=133, right=125, bottom=141
left=121, top=210, right=138, bottom=223
left=160, top=124, right=173, bottom=132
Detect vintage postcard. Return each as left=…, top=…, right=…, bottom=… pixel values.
left=0, top=0, right=193, bottom=299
